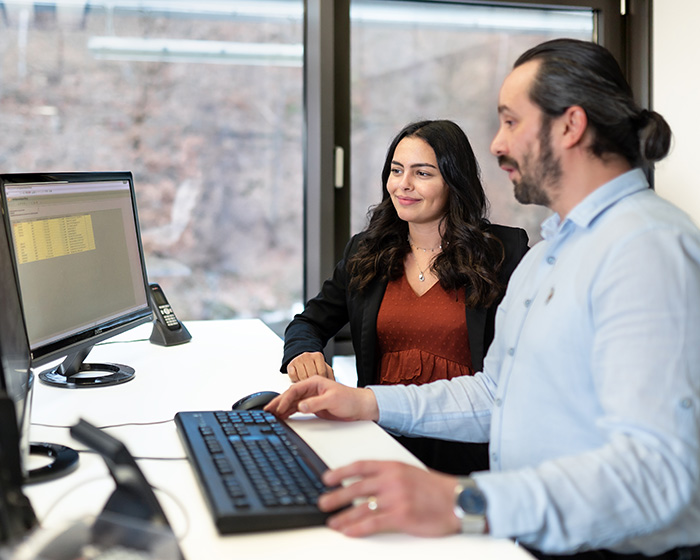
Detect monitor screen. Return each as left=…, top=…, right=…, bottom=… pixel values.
left=0, top=172, right=153, bottom=388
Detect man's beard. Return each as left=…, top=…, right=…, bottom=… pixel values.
left=500, top=119, right=562, bottom=208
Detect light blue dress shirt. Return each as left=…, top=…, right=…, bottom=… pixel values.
left=370, top=169, right=700, bottom=555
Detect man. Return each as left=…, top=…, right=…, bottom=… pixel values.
left=266, top=39, right=700, bottom=559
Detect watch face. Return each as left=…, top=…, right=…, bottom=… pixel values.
left=458, top=487, right=487, bottom=515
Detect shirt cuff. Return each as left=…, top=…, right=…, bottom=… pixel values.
left=471, top=468, right=543, bottom=543
left=367, top=384, right=412, bottom=433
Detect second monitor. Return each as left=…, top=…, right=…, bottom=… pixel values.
left=0, top=172, right=153, bottom=389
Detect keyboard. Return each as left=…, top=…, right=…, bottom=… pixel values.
left=174, top=409, right=334, bottom=534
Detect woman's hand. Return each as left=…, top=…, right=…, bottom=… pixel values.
left=286, top=351, right=335, bottom=382
left=319, top=461, right=461, bottom=537
left=264, top=376, right=379, bottom=422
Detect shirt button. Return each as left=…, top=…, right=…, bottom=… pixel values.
left=495, top=398, right=502, bottom=407
left=681, top=398, right=693, bottom=409
left=524, top=299, right=532, bottom=307
left=491, top=452, right=498, bottom=462
left=507, top=348, right=515, bottom=356
left=547, top=256, right=556, bottom=265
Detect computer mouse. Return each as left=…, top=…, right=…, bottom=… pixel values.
left=231, top=390, right=280, bottom=411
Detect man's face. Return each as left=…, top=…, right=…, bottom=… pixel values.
left=490, top=60, right=562, bottom=208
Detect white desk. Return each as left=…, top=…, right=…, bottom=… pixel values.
left=23, top=320, right=532, bottom=560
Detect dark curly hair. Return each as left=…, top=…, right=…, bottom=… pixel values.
left=346, top=120, right=505, bottom=308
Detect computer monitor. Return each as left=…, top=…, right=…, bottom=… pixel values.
left=0, top=210, right=37, bottom=541
left=0, top=172, right=153, bottom=389
left=0, top=196, right=34, bottom=480
left=0, top=202, right=78, bottom=487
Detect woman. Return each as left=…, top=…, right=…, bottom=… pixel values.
left=281, top=120, right=529, bottom=474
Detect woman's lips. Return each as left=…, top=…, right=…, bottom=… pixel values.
left=396, top=196, right=420, bottom=206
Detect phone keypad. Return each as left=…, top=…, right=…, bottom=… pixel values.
left=158, top=304, right=180, bottom=329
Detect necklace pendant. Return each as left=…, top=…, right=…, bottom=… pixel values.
left=418, top=272, right=425, bottom=282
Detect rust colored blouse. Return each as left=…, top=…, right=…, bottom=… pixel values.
left=377, top=273, right=473, bottom=385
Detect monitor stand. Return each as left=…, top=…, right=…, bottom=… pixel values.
left=25, top=442, right=79, bottom=484
left=19, top=373, right=79, bottom=484
left=37, top=346, right=135, bottom=389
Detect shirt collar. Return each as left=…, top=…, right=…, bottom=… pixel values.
left=540, top=168, right=649, bottom=240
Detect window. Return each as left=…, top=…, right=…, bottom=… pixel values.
left=0, top=1, right=639, bottom=333
left=350, top=1, right=595, bottom=243
left=0, top=0, right=304, bottom=324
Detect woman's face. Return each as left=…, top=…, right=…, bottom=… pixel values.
left=386, top=136, right=449, bottom=227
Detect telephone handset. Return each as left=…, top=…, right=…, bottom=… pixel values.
left=148, top=283, right=192, bottom=346
left=150, top=283, right=181, bottom=331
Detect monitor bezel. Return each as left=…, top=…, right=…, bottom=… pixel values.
left=0, top=171, right=153, bottom=372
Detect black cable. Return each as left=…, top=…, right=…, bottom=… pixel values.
left=91, top=418, right=175, bottom=430
left=30, top=420, right=188, bottom=460
left=32, top=418, right=175, bottom=430
left=77, top=449, right=187, bottom=462
left=95, top=338, right=150, bottom=345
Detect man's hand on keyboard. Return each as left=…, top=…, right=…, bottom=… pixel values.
left=264, top=377, right=379, bottom=423
left=318, top=460, right=461, bottom=538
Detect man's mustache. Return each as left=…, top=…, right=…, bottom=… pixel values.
left=498, top=155, right=519, bottom=170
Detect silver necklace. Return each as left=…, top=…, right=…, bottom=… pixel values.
left=408, top=236, right=442, bottom=282
left=414, top=255, right=428, bottom=282
left=408, top=236, right=442, bottom=253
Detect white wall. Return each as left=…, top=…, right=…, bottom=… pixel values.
left=653, top=1, right=700, bottom=223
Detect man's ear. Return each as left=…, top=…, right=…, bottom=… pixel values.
left=560, top=105, right=588, bottom=149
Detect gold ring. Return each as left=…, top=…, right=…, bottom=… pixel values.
left=367, top=496, right=379, bottom=511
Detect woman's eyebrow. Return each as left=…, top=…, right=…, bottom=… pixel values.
left=392, top=160, right=437, bottom=169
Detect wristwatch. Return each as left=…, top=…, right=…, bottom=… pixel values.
left=453, top=477, right=488, bottom=534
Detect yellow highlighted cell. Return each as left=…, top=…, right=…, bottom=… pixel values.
left=13, top=215, right=96, bottom=264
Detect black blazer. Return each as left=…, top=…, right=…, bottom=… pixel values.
left=281, top=224, right=530, bottom=387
